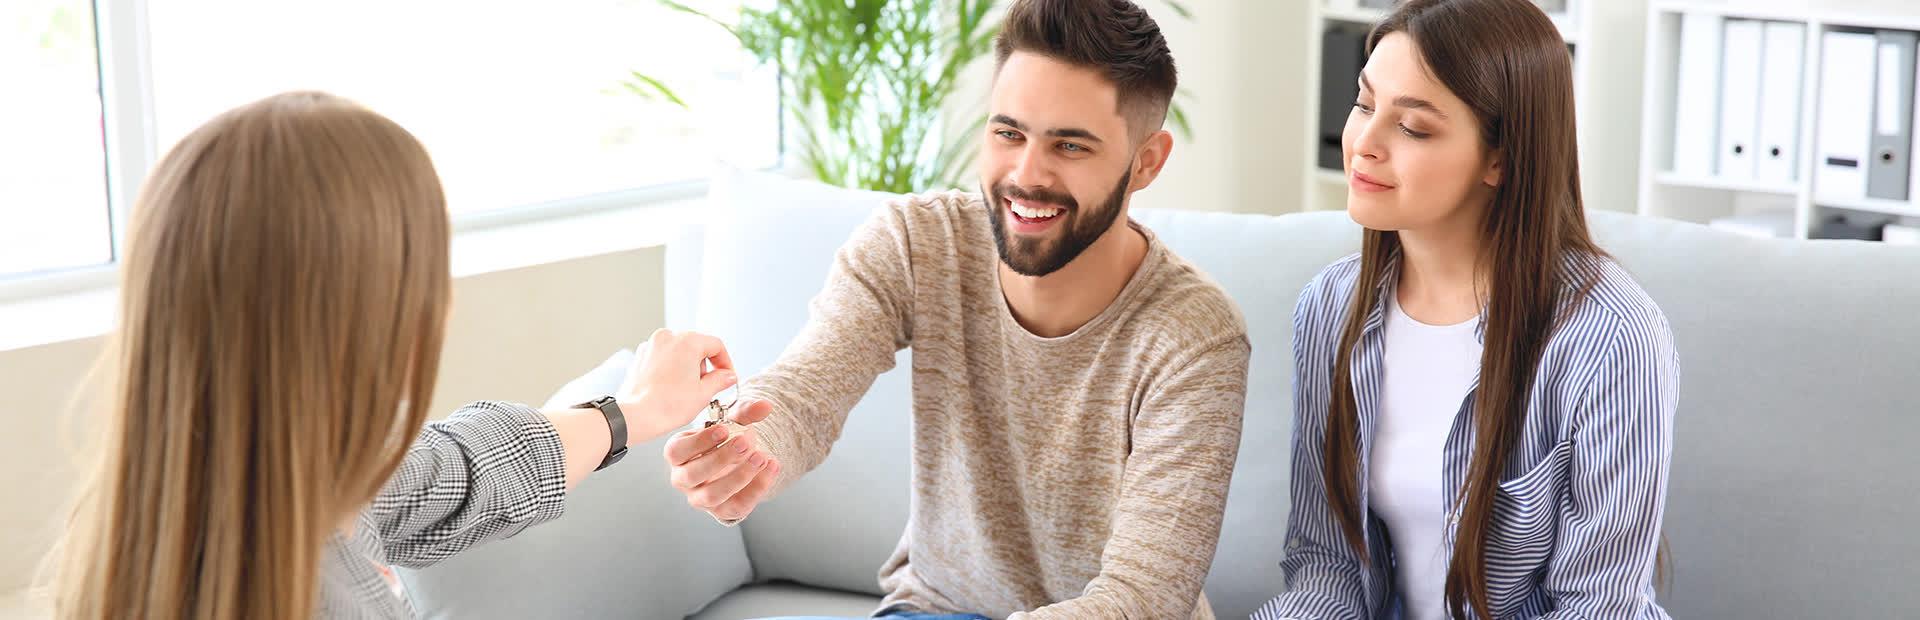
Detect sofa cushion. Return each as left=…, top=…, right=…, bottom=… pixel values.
left=398, top=351, right=756, bottom=620
left=691, top=170, right=912, bottom=598
left=1129, top=208, right=1360, bottom=618
left=1210, top=210, right=1920, bottom=618
left=689, top=583, right=884, bottom=620
left=668, top=165, right=895, bottom=333
left=1581, top=213, right=1920, bottom=619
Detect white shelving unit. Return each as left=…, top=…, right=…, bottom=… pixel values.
left=1638, top=1, right=1920, bottom=240
left=1651, top=172, right=1800, bottom=196
left=1300, top=1, right=1592, bottom=213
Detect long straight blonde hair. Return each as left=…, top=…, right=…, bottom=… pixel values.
left=50, top=91, right=451, bottom=618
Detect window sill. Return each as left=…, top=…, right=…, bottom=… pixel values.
left=0, top=190, right=706, bottom=353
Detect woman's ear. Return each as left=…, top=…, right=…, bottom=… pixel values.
left=1482, top=149, right=1504, bottom=188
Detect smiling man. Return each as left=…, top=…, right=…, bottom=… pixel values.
left=658, top=1, right=1251, bottom=618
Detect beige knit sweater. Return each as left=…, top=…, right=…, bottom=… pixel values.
left=743, top=191, right=1250, bottom=619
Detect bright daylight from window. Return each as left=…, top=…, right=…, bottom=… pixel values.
left=1, top=0, right=111, bottom=280
left=1, top=0, right=779, bottom=281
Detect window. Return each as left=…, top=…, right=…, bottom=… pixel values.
left=0, top=0, right=112, bottom=279
left=1, top=0, right=779, bottom=282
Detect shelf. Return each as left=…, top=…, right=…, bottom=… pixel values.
left=1651, top=1, right=1920, bottom=33
left=1651, top=173, right=1800, bottom=195
left=1705, top=212, right=1797, bottom=240
left=1550, top=11, right=1581, bottom=43
left=1322, top=7, right=1388, bottom=25
left=1812, top=195, right=1920, bottom=219
left=1308, top=0, right=1591, bottom=214
left=1321, top=6, right=1580, bottom=42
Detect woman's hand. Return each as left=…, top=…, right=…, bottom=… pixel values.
left=616, top=328, right=740, bottom=444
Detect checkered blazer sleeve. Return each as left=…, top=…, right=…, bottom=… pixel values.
left=366, top=400, right=569, bottom=569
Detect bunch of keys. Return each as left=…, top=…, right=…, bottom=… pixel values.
left=703, top=382, right=747, bottom=447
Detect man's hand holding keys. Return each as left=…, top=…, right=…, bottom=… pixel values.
left=663, top=394, right=780, bottom=523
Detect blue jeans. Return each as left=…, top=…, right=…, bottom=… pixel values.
left=757, top=611, right=990, bottom=620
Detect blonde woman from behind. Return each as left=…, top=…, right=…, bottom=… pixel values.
left=46, top=91, right=768, bottom=619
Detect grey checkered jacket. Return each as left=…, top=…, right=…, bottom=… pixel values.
left=318, top=401, right=568, bottom=618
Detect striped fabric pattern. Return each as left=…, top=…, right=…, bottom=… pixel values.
left=1256, top=253, right=1679, bottom=620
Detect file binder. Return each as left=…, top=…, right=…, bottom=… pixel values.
left=1816, top=31, right=1878, bottom=202
left=1757, top=22, right=1806, bottom=182
left=1868, top=30, right=1916, bottom=200
left=1717, top=19, right=1764, bottom=180
left=1673, top=13, right=1724, bottom=176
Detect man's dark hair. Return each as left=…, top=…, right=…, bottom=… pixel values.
left=994, top=0, right=1179, bottom=139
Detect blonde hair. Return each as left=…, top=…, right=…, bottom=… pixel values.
left=49, top=91, right=451, bottom=618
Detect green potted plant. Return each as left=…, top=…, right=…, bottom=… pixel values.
left=623, top=0, right=1191, bottom=193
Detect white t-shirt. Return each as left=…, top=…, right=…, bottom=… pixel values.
left=1370, top=290, right=1483, bottom=620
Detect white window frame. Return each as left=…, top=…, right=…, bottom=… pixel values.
left=0, top=0, right=766, bottom=305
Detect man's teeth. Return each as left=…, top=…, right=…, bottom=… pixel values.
left=1010, top=201, right=1063, bottom=219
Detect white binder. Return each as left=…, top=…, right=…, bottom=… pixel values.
left=1756, top=22, right=1806, bottom=182
left=1815, top=31, right=1878, bottom=202
left=1672, top=13, right=1724, bottom=177
left=1716, top=19, right=1765, bottom=180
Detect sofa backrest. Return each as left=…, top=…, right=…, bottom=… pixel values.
left=409, top=169, right=1919, bottom=619
left=678, top=171, right=1920, bottom=618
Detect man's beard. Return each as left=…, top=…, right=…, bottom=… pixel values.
left=986, top=167, right=1132, bottom=277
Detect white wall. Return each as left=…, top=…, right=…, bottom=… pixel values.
left=1131, top=1, right=1309, bottom=215
left=1582, top=0, right=1657, bottom=214
left=0, top=335, right=101, bottom=613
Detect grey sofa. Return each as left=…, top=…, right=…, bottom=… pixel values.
left=400, top=172, right=1920, bottom=619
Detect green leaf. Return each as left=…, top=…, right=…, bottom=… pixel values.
left=618, top=70, right=689, bottom=108
left=927, top=114, right=988, bottom=188
left=622, top=0, right=1198, bottom=192
left=1159, top=0, right=1194, bottom=20
left=1167, top=102, right=1193, bottom=141
left=658, top=0, right=741, bottom=40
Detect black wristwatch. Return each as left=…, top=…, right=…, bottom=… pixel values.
left=575, top=396, right=628, bottom=471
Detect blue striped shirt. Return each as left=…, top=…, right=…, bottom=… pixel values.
left=1255, top=252, right=1679, bottom=620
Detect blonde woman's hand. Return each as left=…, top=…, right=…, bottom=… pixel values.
left=616, top=329, right=739, bottom=444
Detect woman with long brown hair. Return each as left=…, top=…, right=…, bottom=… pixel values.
left=46, top=91, right=773, bottom=618
left=1257, top=1, right=1677, bottom=618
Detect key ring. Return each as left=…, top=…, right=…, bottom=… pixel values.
left=703, top=400, right=736, bottom=428
left=704, top=380, right=743, bottom=429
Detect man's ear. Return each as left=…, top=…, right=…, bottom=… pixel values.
left=1129, top=129, right=1174, bottom=193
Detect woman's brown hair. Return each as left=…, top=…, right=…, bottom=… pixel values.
left=50, top=91, right=451, bottom=618
left=1318, top=1, right=1609, bottom=617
